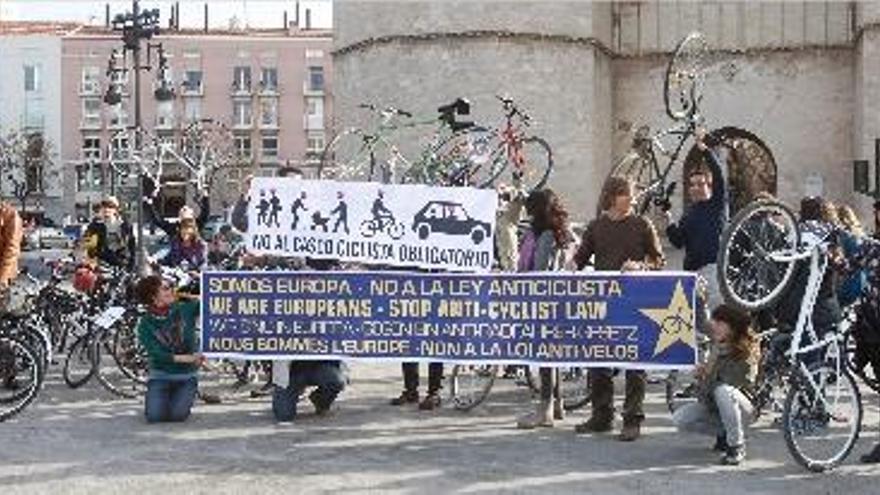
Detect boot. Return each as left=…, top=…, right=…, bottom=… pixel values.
left=390, top=390, right=419, bottom=406
left=574, top=414, right=613, bottom=434
left=517, top=400, right=554, bottom=429
left=861, top=443, right=880, bottom=464
left=418, top=392, right=441, bottom=411
left=553, top=398, right=565, bottom=421
left=618, top=420, right=641, bottom=442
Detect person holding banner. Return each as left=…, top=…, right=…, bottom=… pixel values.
left=572, top=176, right=665, bottom=441
left=271, top=361, right=347, bottom=422
left=672, top=304, right=758, bottom=465
left=515, top=189, right=574, bottom=429
left=135, top=275, right=204, bottom=423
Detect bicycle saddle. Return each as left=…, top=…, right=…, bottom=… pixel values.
left=437, top=97, right=471, bottom=117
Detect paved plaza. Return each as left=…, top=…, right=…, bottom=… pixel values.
left=2, top=363, right=879, bottom=495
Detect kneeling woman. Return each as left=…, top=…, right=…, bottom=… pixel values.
left=673, top=304, right=759, bottom=465
left=135, top=275, right=205, bottom=423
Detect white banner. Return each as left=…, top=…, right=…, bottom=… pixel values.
left=246, top=178, right=498, bottom=272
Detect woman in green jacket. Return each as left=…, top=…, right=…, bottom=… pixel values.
left=135, top=275, right=204, bottom=423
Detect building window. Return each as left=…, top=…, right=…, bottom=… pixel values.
left=233, top=100, right=253, bottom=127
left=260, top=98, right=278, bottom=127
left=261, top=67, right=278, bottom=91
left=109, top=103, right=129, bottom=128
left=83, top=136, right=101, bottom=160
left=76, top=163, right=104, bottom=192
left=81, top=66, right=101, bottom=94
left=261, top=136, right=278, bottom=159
left=24, top=64, right=41, bottom=92
left=307, top=66, right=324, bottom=92
left=233, top=66, right=251, bottom=92
left=110, top=133, right=131, bottom=161
left=184, top=98, right=201, bottom=123
left=82, top=98, right=102, bottom=127
left=234, top=135, right=252, bottom=159
left=183, top=69, right=202, bottom=93
left=24, top=99, right=44, bottom=129
left=306, top=132, right=325, bottom=154
left=156, top=101, right=175, bottom=128
left=110, top=68, right=128, bottom=90
left=307, top=97, right=323, bottom=116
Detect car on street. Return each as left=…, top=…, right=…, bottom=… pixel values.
left=25, top=226, right=75, bottom=250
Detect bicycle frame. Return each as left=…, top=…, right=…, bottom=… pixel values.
left=768, top=240, right=848, bottom=411
left=633, top=114, right=701, bottom=204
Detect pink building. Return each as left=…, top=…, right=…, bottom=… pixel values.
left=61, top=25, right=332, bottom=220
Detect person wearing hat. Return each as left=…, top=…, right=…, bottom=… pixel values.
left=82, top=196, right=135, bottom=270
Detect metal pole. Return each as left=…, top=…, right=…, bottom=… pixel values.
left=133, top=0, right=145, bottom=272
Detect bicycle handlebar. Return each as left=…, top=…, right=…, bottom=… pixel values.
left=495, top=94, right=531, bottom=126
left=358, top=103, right=413, bottom=118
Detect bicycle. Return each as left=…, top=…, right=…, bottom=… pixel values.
left=444, top=95, right=553, bottom=194
left=360, top=215, right=405, bottom=240
left=318, top=98, right=477, bottom=184
left=607, top=32, right=775, bottom=217
left=717, top=198, right=862, bottom=472
left=448, top=364, right=590, bottom=412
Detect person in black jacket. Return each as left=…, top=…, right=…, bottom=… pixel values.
left=82, top=196, right=135, bottom=270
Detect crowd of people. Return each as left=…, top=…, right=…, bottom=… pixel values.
left=3, top=133, right=880, bottom=468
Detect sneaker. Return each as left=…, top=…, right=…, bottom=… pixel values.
left=418, top=392, right=441, bottom=411
left=389, top=390, right=419, bottom=406
left=574, top=416, right=613, bottom=434
left=618, top=422, right=641, bottom=442
left=712, top=434, right=729, bottom=452
left=721, top=445, right=746, bottom=465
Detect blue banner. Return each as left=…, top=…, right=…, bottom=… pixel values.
left=201, top=271, right=698, bottom=370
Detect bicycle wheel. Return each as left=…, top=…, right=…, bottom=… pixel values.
left=92, top=328, right=144, bottom=399
left=449, top=364, right=498, bottom=411
left=319, top=129, right=396, bottom=183
left=524, top=366, right=591, bottom=411
left=718, top=199, right=800, bottom=311
left=664, top=31, right=708, bottom=120
left=479, top=136, right=553, bottom=193
left=405, top=126, right=497, bottom=186
left=111, top=321, right=148, bottom=386
left=387, top=222, right=405, bottom=240
left=0, top=336, right=42, bottom=422
left=605, top=149, right=659, bottom=215
left=782, top=364, right=862, bottom=472
left=63, top=335, right=97, bottom=389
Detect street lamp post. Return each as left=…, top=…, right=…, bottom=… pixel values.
left=104, top=0, right=166, bottom=272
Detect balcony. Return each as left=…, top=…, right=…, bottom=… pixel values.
left=180, top=81, right=203, bottom=97
left=259, top=81, right=280, bottom=97
left=80, top=81, right=100, bottom=96
left=303, top=81, right=324, bottom=96
left=304, top=113, right=324, bottom=131
left=230, top=82, right=253, bottom=97
left=80, top=116, right=102, bottom=130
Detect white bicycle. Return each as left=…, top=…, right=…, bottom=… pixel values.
left=717, top=199, right=862, bottom=472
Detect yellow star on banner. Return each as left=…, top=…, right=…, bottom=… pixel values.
left=639, top=280, right=696, bottom=357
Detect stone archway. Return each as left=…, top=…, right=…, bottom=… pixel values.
left=682, top=127, right=777, bottom=214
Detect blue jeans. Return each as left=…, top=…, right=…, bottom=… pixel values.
left=145, top=376, right=198, bottom=423
left=272, top=363, right=346, bottom=422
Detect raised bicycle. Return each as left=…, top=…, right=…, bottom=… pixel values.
left=716, top=198, right=862, bottom=472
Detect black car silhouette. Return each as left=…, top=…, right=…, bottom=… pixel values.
left=412, top=201, right=492, bottom=245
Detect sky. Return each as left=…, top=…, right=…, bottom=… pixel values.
left=0, top=0, right=333, bottom=29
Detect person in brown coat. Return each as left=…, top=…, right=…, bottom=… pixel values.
left=572, top=176, right=665, bottom=442
left=0, top=201, right=23, bottom=289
